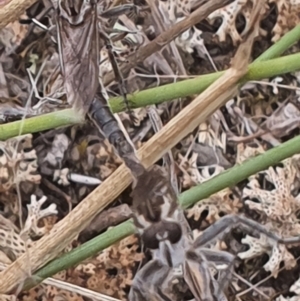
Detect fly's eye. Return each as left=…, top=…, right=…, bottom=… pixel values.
left=141, top=230, right=160, bottom=250
left=140, top=221, right=182, bottom=250
left=163, top=222, right=182, bottom=244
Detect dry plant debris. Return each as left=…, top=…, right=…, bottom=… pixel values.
left=208, top=0, right=300, bottom=44
left=240, top=165, right=300, bottom=277
left=0, top=194, right=57, bottom=262
left=17, top=234, right=143, bottom=301
left=1, top=0, right=300, bottom=300
left=182, top=153, right=241, bottom=223
left=82, top=234, right=143, bottom=300
left=0, top=134, right=40, bottom=193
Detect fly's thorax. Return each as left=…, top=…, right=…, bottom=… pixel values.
left=130, top=165, right=183, bottom=249
left=140, top=220, right=183, bottom=250
left=131, top=166, right=179, bottom=224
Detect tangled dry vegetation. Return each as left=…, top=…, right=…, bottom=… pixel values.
left=1, top=0, right=300, bottom=300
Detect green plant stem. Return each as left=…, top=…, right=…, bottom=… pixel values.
left=179, top=135, right=300, bottom=208
left=109, top=24, right=300, bottom=110
left=109, top=52, right=300, bottom=112
left=22, top=220, right=136, bottom=290
left=1, top=52, right=300, bottom=142
left=23, top=133, right=300, bottom=290
left=254, top=24, right=300, bottom=62
left=0, top=109, right=84, bottom=141
left=2, top=24, right=300, bottom=141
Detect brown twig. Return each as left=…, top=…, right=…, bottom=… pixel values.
left=80, top=204, right=133, bottom=237
left=102, top=0, right=234, bottom=86
left=0, top=0, right=37, bottom=30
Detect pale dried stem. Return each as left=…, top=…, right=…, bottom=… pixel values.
left=42, top=278, right=121, bottom=301
left=0, top=264, right=120, bottom=301
left=103, top=0, right=234, bottom=85
left=0, top=2, right=261, bottom=294
left=0, top=0, right=37, bottom=30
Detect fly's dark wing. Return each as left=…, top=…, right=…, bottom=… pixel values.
left=56, top=0, right=99, bottom=114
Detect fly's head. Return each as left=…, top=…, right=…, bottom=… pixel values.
left=58, top=0, right=98, bottom=25
left=141, top=219, right=183, bottom=250
left=131, top=165, right=183, bottom=250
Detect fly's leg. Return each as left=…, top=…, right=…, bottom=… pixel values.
left=130, top=248, right=228, bottom=301
left=189, top=213, right=300, bottom=300
left=100, top=3, right=148, bottom=32
left=98, top=24, right=137, bottom=123
left=192, top=214, right=294, bottom=249
left=129, top=259, right=185, bottom=301
left=100, top=4, right=140, bottom=19
left=198, top=249, right=236, bottom=299
left=184, top=249, right=227, bottom=301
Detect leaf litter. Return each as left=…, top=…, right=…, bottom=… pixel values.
left=1, top=0, right=300, bottom=300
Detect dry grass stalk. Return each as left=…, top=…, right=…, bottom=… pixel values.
left=0, top=2, right=262, bottom=292
left=0, top=0, right=37, bottom=30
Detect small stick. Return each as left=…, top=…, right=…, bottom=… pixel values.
left=103, top=0, right=234, bottom=85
